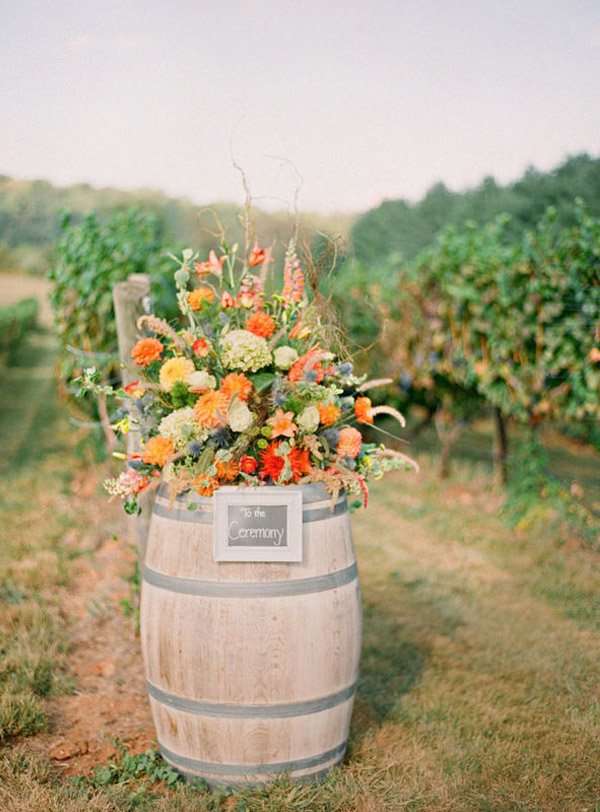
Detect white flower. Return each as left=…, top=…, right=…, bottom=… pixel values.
left=297, top=405, right=319, bottom=433
left=158, top=407, right=207, bottom=450
left=228, top=399, right=255, bottom=432
left=187, top=370, right=216, bottom=392
left=221, top=329, right=272, bottom=372
left=274, top=345, right=298, bottom=370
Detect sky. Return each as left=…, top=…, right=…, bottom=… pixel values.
left=1, top=0, right=599, bottom=213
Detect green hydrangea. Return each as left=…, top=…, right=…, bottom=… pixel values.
left=221, top=329, right=272, bottom=372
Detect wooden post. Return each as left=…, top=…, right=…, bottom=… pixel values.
left=493, top=407, right=509, bottom=487
left=113, top=274, right=152, bottom=561
left=434, top=408, right=464, bottom=479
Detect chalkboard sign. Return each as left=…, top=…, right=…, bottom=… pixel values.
left=213, top=487, right=303, bottom=562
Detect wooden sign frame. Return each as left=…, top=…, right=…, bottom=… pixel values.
left=213, top=486, right=303, bottom=562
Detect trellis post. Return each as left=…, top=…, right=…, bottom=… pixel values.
left=113, top=274, right=152, bottom=560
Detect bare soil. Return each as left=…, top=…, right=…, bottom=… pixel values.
left=30, top=474, right=155, bottom=776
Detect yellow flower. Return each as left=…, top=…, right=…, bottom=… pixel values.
left=187, top=287, right=215, bottom=310
left=159, top=357, right=196, bottom=392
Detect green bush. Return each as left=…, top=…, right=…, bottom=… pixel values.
left=0, top=298, right=38, bottom=364
left=49, top=207, right=176, bottom=423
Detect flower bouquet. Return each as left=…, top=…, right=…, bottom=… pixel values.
left=85, top=238, right=416, bottom=513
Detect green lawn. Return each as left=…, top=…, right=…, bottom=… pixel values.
left=0, top=331, right=598, bottom=811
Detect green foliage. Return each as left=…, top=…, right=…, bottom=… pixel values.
left=171, top=379, right=197, bottom=408
left=503, top=432, right=599, bottom=545
left=49, top=208, right=174, bottom=419
left=74, top=745, right=191, bottom=807
left=408, top=204, right=600, bottom=426
left=348, top=204, right=599, bottom=433
left=352, top=153, right=600, bottom=264
left=0, top=297, right=38, bottom=364
left=81, top=745, right=182, bottom=789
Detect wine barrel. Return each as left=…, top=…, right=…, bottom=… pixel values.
left=140, top=483, right=362, bottom=787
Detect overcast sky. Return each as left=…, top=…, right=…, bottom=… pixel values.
left=1, top=0, right=599, bottom=212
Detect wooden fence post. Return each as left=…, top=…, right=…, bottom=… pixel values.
left=113, top=274, right=152, bottom=561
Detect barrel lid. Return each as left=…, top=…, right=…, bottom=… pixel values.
left=157, top=482, right=339, bottom=507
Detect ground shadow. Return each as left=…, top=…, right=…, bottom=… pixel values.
left=352, top=601, right=429, bottom=735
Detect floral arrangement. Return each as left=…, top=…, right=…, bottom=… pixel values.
left=82, top=239, right=416, bottom=513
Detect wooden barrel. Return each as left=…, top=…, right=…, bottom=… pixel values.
left=140, top=483, right=362, bottom=787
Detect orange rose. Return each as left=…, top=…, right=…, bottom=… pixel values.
left=142, top=436, right=174, bottom=467
left=131, top=337, right=163, bottom=368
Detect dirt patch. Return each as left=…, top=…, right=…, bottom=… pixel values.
left=0, top=273, right=53, bottom=327
left=30, top=524, right=155, bottom=776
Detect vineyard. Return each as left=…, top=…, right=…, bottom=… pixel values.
left=0, top=156, right=598, bottom=811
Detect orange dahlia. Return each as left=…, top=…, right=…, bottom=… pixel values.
left=259, top=442, right=285, bottom=482
left=193, top=390, right=227, bottom=428
left=289, top=446, right=311, bottom=481
left=246, top=310, right=276, bottom=338
left=288, top=347, right=325, bottom=383
left=142, top=436, right=174, bottom=467
left=216, top=458, right=240, bottom=482
left=354, top=396, right=374, bottom=425
left=194, top=473, right=218, bottom=496
left=220, top=372, right=253, bottom=403
left=187, top=287, right=215, bottom=310
left=131, top=337, right=163, bottom=368
left=259, top=441, right=311, bottom=483
left=337, top=427, right=362, bottom=459
left=318, top=402, right=341, bottom=427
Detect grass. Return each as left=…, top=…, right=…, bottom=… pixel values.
left=0, top=331, right=98, bottom=741
left=0, top=329, right=598, bottom=810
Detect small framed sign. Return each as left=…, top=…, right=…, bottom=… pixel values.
left=213, top=487, right=303, bottom=562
